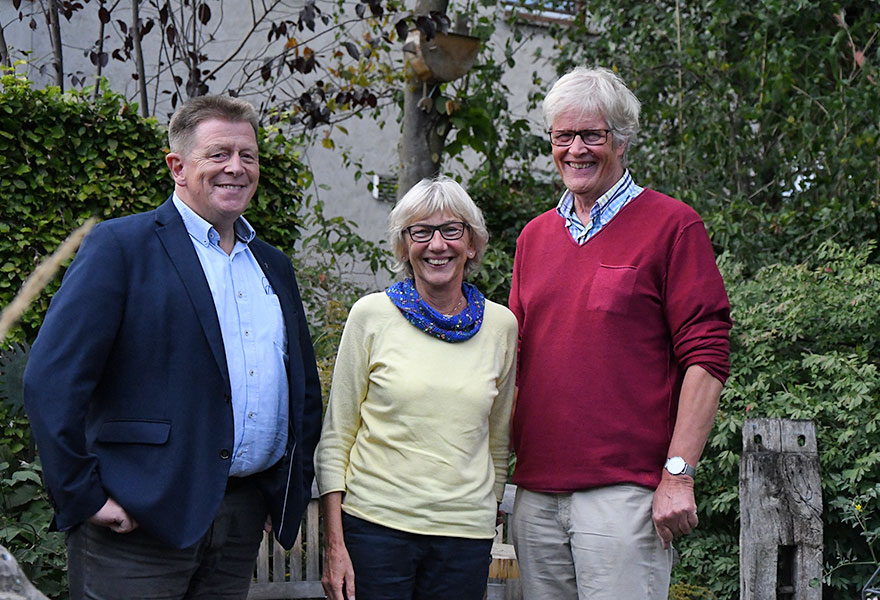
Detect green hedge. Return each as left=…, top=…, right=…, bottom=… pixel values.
left=0, top=77, right=164, bottom=342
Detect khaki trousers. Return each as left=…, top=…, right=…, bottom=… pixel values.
left=511, top=484, right=673, bottom=600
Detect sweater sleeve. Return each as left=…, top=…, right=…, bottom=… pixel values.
left=664, top=220, right=732, bottom=383
left=487, top=308, right=518, bottom=501
left=313, top=298, right=373, bottom=495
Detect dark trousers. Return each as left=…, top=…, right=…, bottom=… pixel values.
left=66, top=484, right=267, bottom=600
left=342, top=512, right=493, bottom=600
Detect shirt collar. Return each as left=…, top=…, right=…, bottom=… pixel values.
left=556, top=169, right=635, bottom=223
left=172, top=194, right=256, bottom=247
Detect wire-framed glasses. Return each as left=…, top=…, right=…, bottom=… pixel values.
left=549, top=129, right=613, bottom=147
left=405, top=221, right=467, bottom=243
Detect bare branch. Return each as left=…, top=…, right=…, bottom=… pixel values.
left=0, top=19, right=11, bottom=68
left=132, top=0, right=149, bottom=114
left=92, top=1, right=106, bottom=99
left=202, top=0, right=284, bottom=82
left=46, top=0, right=64, bottom=89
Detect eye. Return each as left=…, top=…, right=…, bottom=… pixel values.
left=581, top=130, right=604, bottom=143
left=440, top=224, right=464, bottom=238
left=552, top=131, right=574, bottom=144
left=410, top=227, right=431, bottom=238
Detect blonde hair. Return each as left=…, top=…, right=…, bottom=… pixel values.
left=388, top=177, right=489, bottom=279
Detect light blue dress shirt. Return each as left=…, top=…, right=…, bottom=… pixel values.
left=173, top=195, right=289, bottom=477
left=556, top=169, right=644, bottom=244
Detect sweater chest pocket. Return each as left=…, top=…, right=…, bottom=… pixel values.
left=586, top=264, right=638, bottom=315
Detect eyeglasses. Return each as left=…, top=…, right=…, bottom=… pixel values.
left=549, top=129, right=613, bottom=147
left=405, top=221, right=467, bottom=243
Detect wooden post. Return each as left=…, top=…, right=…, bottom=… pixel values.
left=740, top=419, right=823, bottom=600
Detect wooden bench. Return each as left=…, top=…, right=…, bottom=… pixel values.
left=248, top=484, right=521, bottom=600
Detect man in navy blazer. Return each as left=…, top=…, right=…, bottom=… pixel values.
left=23, top=95, right=322, bottom=599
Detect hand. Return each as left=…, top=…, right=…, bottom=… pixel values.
left=88, top=497, right=139, bottom=534
left=651, top=474, right=698, bottom=549
left=321, top=541, right=356, bottom=600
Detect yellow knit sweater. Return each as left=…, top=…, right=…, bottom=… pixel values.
left=315, top=292, right=517, bottom=539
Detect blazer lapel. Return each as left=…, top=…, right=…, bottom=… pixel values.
left=154, top=199, right=230, bottom=388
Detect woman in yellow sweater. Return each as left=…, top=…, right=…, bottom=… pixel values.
left=315, top=176, right=517, bottom=600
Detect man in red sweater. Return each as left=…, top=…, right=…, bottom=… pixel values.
left=508, top=66, right=732, bottom=599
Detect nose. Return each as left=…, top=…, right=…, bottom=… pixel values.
left=426, top=230, right=448, bottom=250
left=568, top=134, right=592, bottom=154
left=225, top=153, right=245, bottom=175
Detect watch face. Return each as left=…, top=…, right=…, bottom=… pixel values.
left=666, top=457, right=686, bottom=474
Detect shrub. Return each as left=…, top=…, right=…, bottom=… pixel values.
left=675, top=242, right=880, bottom=598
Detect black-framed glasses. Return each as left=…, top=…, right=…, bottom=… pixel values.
left=549, top=129, right=613, bottom=147
left=405, top=221, right=467, bottom=243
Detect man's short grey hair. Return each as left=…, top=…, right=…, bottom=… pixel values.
left=542, top=66, right=641, bottom=161
left=388, top=176, right=489, bottom=279
left=168, top=95, right=260, bottom=156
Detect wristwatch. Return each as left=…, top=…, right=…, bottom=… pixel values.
left=664, top=456, right=696, bottom=478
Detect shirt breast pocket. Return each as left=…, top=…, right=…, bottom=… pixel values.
left=265, top=294, right=288, bottom=360
left=586, top=264, right=638, bottom=315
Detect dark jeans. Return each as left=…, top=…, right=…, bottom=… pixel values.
left=342, top=512, right=493, bottom=600
left=66, top=484, right=267, bottom=600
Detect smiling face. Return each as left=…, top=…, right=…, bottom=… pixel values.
left=165, top=118, right=259, bottom=235
left=551, top=110, right=626, bottom=210
left=404, top=211, right=474, bottom=300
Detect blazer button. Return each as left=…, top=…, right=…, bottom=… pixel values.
left=219, top=449, right=231, bottom=460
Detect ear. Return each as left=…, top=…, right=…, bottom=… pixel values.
left=165, top=153, right=187, bottom=186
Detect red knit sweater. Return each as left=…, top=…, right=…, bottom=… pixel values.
left=509, top=189, right=731, bottom=493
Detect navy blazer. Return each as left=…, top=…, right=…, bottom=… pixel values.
left=23, top=199, right=322, bottom=549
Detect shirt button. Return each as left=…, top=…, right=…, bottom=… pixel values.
left=248, top=412, right=255, bottom=419
left=249, top=370, right=255, bottom=376
left=219, top=449, right=231, bottom=460
left=238, top=291, right=244, bottom=298
left=244, top=330, right=250, bottom=337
